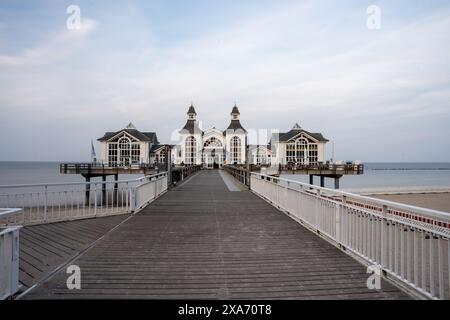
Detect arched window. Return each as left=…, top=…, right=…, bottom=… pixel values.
left=285, top=136, right=319, bottom=165
left=230, top=136, right=241, bottom=164
left=155, top=148, right=166, bottom=164
left=118, top=137, right=131, bottom=165
left=204, top=137, right=223, bottom=148
left=296, top=138, right=308, bottom=164
left=185, top=136, right=197, bottom=164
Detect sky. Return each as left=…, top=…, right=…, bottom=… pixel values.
left=0, top=0, right=450, bottom=162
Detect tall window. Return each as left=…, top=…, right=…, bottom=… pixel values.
left=309, top=144, right=318, bottom=165
left=108, top=143, right=118, bottom=166
left=230, top=136, right=241, bottom=164
left=185, top=136, right=197, bottom=164
left=286, top=143, right=295, bottom=163
left=296, top=138, right=307, bottom=164
left=131, top=144, right=140, bottom=164
left=118, top=137, right=131, bottom=165
left=155, top=148, right=166, bottom=164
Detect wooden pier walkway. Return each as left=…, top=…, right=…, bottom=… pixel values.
left=21, top=170, right=410, bottom=299
left=18, top=215, right=129, bottom=290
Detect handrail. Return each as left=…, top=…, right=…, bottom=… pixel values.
left=0, top=172, right=169, bottom=227
left=252, top=172, right=450, bottom=222
left=0, top=166, right=202, bottom=227
left=0, top=208, right=22, bottom=219
left=0, top=173, right=163, bottom=190
left=249, top=172, right=450, bottom=300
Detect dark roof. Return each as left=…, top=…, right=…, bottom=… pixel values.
left=231, top=105, right=240, bottom=114
left=98, top=129, right=159, bottom=144
left=149, top=144, right=163, bottom=153
left=181, top=120, right=203, bottom=134
left=277, top=128, right=328, bottom=142
left=224, top=120, right=246, bottom=133
left=227, top=120, right=246, bottom=131
left=187, top=105, right=197, bottom=115
left=149, top=144, right=174, bottom=153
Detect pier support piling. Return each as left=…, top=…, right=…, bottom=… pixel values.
left=114, top=174, right=119, bottom=190
left=334, top=177, right=340, bottom=189
left=320, top=176, right=325, bottom=187
left=102, top=175, right=107, bottom=205
left=84, top=175, right=91, bottom=205
left=309, top=175, right=314, bottom=185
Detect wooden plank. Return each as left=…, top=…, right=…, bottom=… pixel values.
left=18, top=215, right=128, bottom=290
left=23, top=170, right=410, bottom=300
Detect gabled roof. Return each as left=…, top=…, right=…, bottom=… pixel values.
left=98, top=129, right=159, bottom=144
left=149, top=144, right=174, bottom=154
left=277, top=128, right=328, bottom=142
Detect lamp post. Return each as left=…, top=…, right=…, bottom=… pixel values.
left=165, top=145, right=172, bottom=186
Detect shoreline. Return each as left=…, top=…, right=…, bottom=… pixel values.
left=343, top=186, right=450, bottom=195
left=343, top=187, right=450, bottom=214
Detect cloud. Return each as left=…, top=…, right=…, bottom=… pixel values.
left=0, top=2, right=450, bottom=161
left=0, top=18, right=97, bottom=67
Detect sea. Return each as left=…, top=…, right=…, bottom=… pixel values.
left=0, top=162, right=450, bottom=191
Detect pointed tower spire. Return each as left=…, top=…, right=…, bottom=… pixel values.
left=225, top=104, right=246, bottom=133
left=231, top=104, right=240, bottom=120
left=187, top=103, right=197, bottom=120
left=292, top=123, right=302, bottom=130
left=181, top=103, right=203, bottom=134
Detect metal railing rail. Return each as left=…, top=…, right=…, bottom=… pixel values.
left=250, top=172, right=450, bottom=300
left=0, top=208, right=23, bottom=220
left=223, top=165, right=250, bottom=187
left=0, top=173, right=168, bottom=227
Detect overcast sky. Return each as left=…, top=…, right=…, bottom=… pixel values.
left=1, top=0, right=449, bottom=162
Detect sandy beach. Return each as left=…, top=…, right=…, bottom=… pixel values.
left=370, top=192, right=450, bottom=213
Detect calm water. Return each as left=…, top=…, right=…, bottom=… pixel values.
left=0, top=162, right=143, bottom=186
left=281, top=162, right=450, bottom=189
left=0, top=162, right=450, bottom=189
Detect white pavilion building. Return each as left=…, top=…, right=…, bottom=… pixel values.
left=96, top=105, right=329, bottom=169
left=174, top=105, right=247, bottom=168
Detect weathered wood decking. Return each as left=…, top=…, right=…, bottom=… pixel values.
left=19, top=215, right=129, bottom=290
left=21, top=170, right=410, bottom=299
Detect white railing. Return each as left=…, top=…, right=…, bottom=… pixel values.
left=250, top=173, right=450, bottom=300
left=0, top=172, right=168, bottom=227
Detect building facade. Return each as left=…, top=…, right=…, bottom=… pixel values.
left=175, top=105, right=247, bottom=168
left=97, top=109, right=328, bottom=168
left=98, top=123, right=160, bottom=166
left=248, top=145, right=272, bottom=165
left=270, top=123, right=328, bottom=166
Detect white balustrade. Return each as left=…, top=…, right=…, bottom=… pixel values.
left=0, top=172, right=168, bottom=227
left=250, top=172, right=450, bottom=300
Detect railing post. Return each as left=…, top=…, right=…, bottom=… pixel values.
left=381, top=204, right=388, bottom=268
left=342, top=195, right=347, bottom=245
left=315, top=189, right=321, bottom=228
left=336, top=202, right=341, bottom=244
left=130, top=186, right=136, bottom=212
left=44, top=185, right=48, bottom=222
left=94, top=184, right=97, bottom=216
